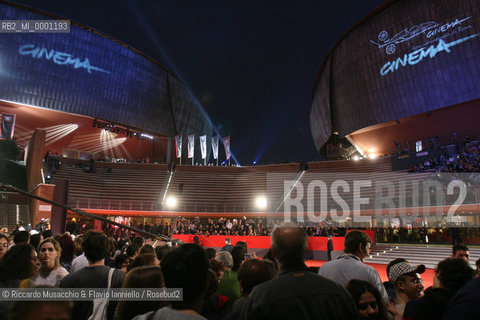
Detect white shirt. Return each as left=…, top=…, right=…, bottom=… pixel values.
left=70, top=253, right=89, bottom=273
left=34, top=267, right=69, bottom=287
left=318, top=253, right=389, bottom=303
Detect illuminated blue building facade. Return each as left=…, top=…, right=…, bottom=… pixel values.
left=310, top=0, right=480, bottom=152
left=0, top=2, right=213, bottom=142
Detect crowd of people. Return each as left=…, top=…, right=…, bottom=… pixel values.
left=411, top=140, right=480, bottom=173
left=0, top=225, right=478, bottom=319
left=99, top=217, right=347, bottom=240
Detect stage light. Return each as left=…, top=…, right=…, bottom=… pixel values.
left=253, top=160, right=256, bottom=165
left=140, top=133, right=154, bottom=140
left=44, top=124, right=79, bottom=145
left=352, top=156, right=359, bottom=161
left=368, top=153, right=377, bottom=159
left=255, top=196, right=267, bottom=210
left=166, top=196, right=177, bottom=208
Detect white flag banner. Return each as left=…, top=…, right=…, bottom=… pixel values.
left=188, top=134, right=195, bottom=159
left=212, top=136, right=219, bottom=159
left=175, top=135, right=182, bottom=158
left=223, top=135, right=231, bottom=160
left=199, top=135, right=207, bottom=159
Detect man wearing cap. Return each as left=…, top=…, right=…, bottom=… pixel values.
left=388, top=260, right=425, bottom=317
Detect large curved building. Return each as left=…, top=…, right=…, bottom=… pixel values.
left=311, top=0, right=480, bottom=158
left=0, top=1, right=213, bottom=161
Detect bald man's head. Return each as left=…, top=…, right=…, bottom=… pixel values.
left=271, top=223, right=308, bottom=266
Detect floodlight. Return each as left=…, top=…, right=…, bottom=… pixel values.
left=255, top=196, right=267, bottom=209
left=166, top=196, right=177, bottom=208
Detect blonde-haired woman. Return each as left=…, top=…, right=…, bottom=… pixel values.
left=34, top=238, right=68, bottom=287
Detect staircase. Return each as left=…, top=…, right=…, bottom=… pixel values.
left=365, top=244, right=480, bottom=269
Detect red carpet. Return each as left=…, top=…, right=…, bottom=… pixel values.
left=306, top=260, right=435, bottom=288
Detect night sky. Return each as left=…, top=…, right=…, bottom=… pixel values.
left=12, top=0, right=385, bottom=165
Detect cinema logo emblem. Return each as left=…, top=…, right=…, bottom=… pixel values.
left=370, top=16, right=472, bottom=55
left=282, top=178, right=468, bottom=223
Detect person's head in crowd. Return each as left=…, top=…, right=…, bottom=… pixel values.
left=221, top=238, right=233, bottom=252
left=107, top=237, right=116, bottom=258
left=271, top=222, right=307, bottom=269
left=29, top=233, right=43, bottom=252
left=344, top=230, right=371, bottom=261
left=386, top=258, right=407, bottom=277
left=133, top=236, right=145, bottom=248
left=13, top=230, right=30, bottom=245
left=16, top=221, right=25, bottom=230
left=193, top=235, right=200, bottom=246
left=261, top=258, right=278, bottom=275
left=452, top=244, right=470, bottom=262
left=161, top=244, right=209, bottom=313
left=384, top=258, right=407, bottom=301
left=57, top=233, right=74, bottom=265
left=73, top=235, right=83, bottom=256
left=434, top=258, right=474, bottom=294
left=388, top=261, right=426, bottom=301
left=209, top=258, right=225, bottom=282
left=346, top=279, right=389, bottom=320
left=155, top=245, right=171, bottom=261
left=204, top=269, right=219, bottom=305
left=117, top=239, right=127, bottom=251
left=262, top=248, right=278, bottom=270
left=42, top=230, right=53, bottom=239
left=82, top=231, right=108, bottom=264
left=0, top=234, right=9, bottom=259
left=205, top=247, right=217, bottom=260
left=235, top=241, right=247, bottom=252
left=216, top=251, right=233, bottom=270
left=126, top=244, right=139, bottom=260
left=237, top=259, right=276, bottom=297
left=127, top=254, right=159, bottom=272
left=10, top=288, right=72, bottom=320
left=0, top=243, right=37, bottom=282
left=139, top=244, right=155, bottom=255
left=114, top=254, right=130, bottom=269
left=38, top=238, right=62, bottom=273
left=117, top=266, right=166, bottom=320
left=231, top=245, right=246, bottom=272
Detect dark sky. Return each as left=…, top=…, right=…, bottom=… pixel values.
left=12, top=0, right=385, bottom=165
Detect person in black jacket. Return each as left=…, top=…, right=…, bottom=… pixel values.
left=239, top=223, right=358, bottom=320
left=403, top=258, right=474, bottom=320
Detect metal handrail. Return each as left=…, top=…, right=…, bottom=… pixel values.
left=1, top=183, right=171, bottom=241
